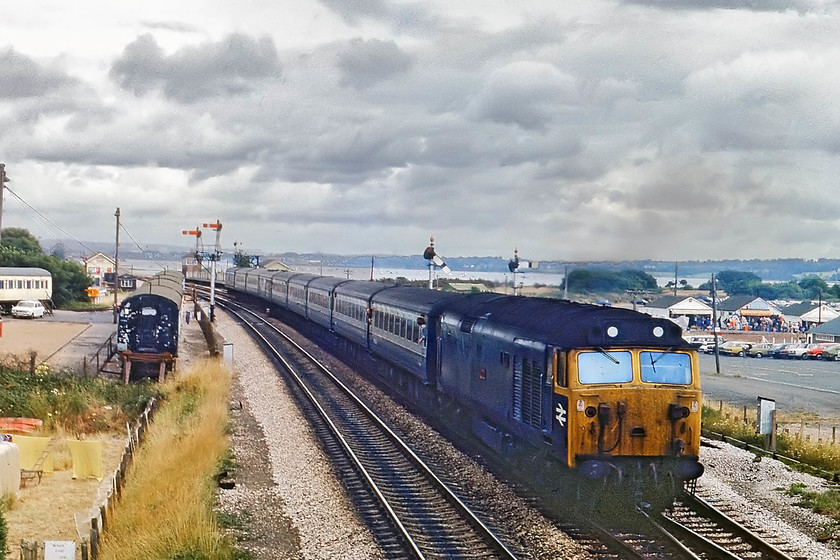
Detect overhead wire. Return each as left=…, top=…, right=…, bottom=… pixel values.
left=118, top=222, right=172, bottom=271
left=4, top=184, right=175, bottom=272
left=4, top=184, right=97, bottom=255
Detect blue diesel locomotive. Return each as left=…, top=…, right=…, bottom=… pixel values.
left=221, top=267, right=704, bottom=499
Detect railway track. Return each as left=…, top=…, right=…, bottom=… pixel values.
left=214, top=296, right=520, bottom=560
left=193, top=285, right=812, bottom=560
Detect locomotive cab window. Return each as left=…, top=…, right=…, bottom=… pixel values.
left=577, top=351, right=632, bottom=384
left=640, top=351, right=692, bottom=385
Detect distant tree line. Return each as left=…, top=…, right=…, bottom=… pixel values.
left=698, top=270, right=839, bottom=301
left=565, top=269, right=658, bottom=293
left=0, top=227, right=91, bottom=307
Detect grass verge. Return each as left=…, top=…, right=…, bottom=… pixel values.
left=96, top=359, right=244, bottom=560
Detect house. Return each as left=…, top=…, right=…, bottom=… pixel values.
left=718, top=296, right=784, bottom=330
left=780, top=302, right=840, bottom=330
left=809, top=316, right=840, bottom=343
left=443, top=282, right=490, bottom=293
left=643, top=296, right=712, bottom=329
left=262, top=259, right=291, bottom=272
left=84, top=252, right=115, bottom=289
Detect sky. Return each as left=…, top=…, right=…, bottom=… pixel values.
left=1, top=1, right=839, bottom=262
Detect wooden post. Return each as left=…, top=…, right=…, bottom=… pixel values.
left=29, top=352, right=36, bottom=375
left=770, top=409, right=777, bottom=453
left=158, top=360, right=166, bottom=382
left=90, top=517, right=99, bottom=559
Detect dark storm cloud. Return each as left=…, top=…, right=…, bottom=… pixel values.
left=0, top=48, right=77, bottom=98
left=338, top=38, right=413, bottom=89
left=110, top=33, right=283, bottom=102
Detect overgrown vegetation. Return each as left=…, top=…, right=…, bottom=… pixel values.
left=0, top=358, right=160, bottom=435
left=785, top=483, right=840, bottom=543
left=97, top=360, right=244, bottom=560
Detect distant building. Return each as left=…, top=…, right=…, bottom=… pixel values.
left=443, top=282, right=490, bottom=293
left=809, top=316, right=840, bottom=343
left=262, top=259, right=291, bottom=272
left=644, top=296, right=712, bottom=329
left=84, top=252, right=115, bottom=289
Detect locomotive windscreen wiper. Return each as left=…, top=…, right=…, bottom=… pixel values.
left=596, top=347, right=620, bottom=364
left=648, top=347, right=675, bottom=373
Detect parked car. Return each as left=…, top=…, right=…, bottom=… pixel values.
left=718, top=341, right=753, bottom=357
left=747, top=342, right=775, bottom=358
left=11, top=300, right=46, bottom=318
left=806, top=343, right=840, bottom=360
left=822, top=345, right=840, bottom=361
left=768, top=343, right=794, bottom=359
left=777, top=343, right=813, bottom=359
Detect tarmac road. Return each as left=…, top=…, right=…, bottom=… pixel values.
left=0, top=309, right=117, bottom=370
left=700, top=353, right=840, bottom=422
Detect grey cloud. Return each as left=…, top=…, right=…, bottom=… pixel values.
left=110, top=33, right=282, bottom=102
left=466, top=62, right=578, bottom=130
left=0, top=48, right=77, bottom=98
left=621, top=0, right=830, bottom=13
left=338, top=38, right=413, bottom=89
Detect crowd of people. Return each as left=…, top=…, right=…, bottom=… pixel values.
left=689, top=315, right=808, bottom=333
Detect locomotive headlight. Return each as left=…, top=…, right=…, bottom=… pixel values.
left=606, top=326, right=618, bottom=337
left=652, top=326, right=664, bottom=337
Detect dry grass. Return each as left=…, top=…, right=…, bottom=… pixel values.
left=96, top=359, right=237, bottom=560
left=3, top=433, right=127, bottom=559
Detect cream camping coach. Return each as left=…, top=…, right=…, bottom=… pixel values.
left=0, top=267, right=52, bottom=313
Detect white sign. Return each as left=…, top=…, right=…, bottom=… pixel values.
left=44, top=541, right=75, bottom=560
left=223, top=342, right=234, bottom=365
left=756, top=397, right=776, bottom=436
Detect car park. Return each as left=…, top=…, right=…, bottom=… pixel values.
left=11, top=300, right=45, bottom=318
left=747, top=342, right=775, bottom=358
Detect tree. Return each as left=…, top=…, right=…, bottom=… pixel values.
left=715, top=270, right=763, bottom=295
left=0, top=227, right=42, bottom=255
left=797, top=276, right=830, bottom=300
left=565, top=268, right=658, bottom=293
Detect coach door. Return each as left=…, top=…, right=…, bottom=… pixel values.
left=137, top=307, right=159, bottom=352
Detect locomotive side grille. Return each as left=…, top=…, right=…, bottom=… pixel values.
left=513, top=357, right=543, bottom=429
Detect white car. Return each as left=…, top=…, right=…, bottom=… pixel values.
left=11, top=300, right=46, bottom=318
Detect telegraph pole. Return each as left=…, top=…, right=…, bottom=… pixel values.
left=114, top=208, right=120, bottom=324
left=0, top=164, right=8, bottom=243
